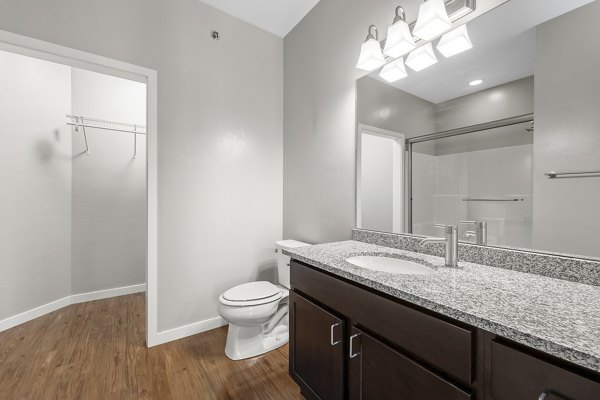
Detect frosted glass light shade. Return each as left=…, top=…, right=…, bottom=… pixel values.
left=405, top=43, right=438, bottom=71
left=379, top=58, right=408, bottom=82
left=383, top=20, right=417, bottom=58
left=413, top=0, right=452, bottom=41
left=356, top=38, right=386, bottom=71
left=437, top=25, right=473, bottom=57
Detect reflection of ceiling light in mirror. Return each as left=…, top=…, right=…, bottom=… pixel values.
left=356, top=25, right=386, bottom=72
left=383, top=6, right=417, bottom=58
left=437, top=25, right=473, bottom=57
left=469, top=79, right=483, bottom=86
left=413, top=0, right=452, bottom=41
left=379, top=57, right=408, bottom=82
left=405, top=43, right=438, bottom=72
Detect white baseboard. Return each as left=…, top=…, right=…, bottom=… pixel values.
left=154, top=316, right=228, bottom=346
left=0, top=283, right=221, bottom=348
left=0, top=283, right=146, bottom=333
left=71, top=284, right=146, bottom=304
left=0, top=296, right=71, bottom=333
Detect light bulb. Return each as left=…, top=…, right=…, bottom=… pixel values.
left=405, top=43, right=438, bottom=72
left=379, top=58, right=408, bottom=82
left=437, top=25, right=473, bottom=57
left=356, top=25, right=386, bottom=72
left=413, top=0, right=452, bottom=41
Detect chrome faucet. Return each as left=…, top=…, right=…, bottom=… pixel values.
left=419, top=225, right=459, bottom=268
left=461, top=221, right=488, bottom=245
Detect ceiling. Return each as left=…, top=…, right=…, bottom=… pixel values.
left=197, top=0, right=320, bottom=37
left=370, top=0, right=595, bottom=104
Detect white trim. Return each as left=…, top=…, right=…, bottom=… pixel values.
left=392, top=138, right=404, bottom=233
left=71, top=284, right=146, bottom=304
left=0, top=30, right=159, bottom=348
left=154, top=317, right=228, bottom=346
left=0, top=296, right=71, bottom=333
left=356, top=124, right=406, bottom=233
left=145, top=70, right=159, bottom=347
left=0, top=284, right=146, bottom=333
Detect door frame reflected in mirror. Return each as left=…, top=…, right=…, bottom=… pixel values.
left=356, top=124, right=406, bottom=234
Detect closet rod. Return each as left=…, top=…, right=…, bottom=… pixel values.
left=545, top=171, right=600, bottom=179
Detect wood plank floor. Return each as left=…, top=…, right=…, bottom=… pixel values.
left=0, top=293, right=301, bottom=400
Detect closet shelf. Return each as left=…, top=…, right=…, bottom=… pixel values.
left=66, top=114, right=146, bottom=158
left=66, top=114, right=146, bottom=135
left=462, top=197, right=525, bottom=202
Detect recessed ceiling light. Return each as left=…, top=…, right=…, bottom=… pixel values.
left=469, top=79, right=483, bottom=86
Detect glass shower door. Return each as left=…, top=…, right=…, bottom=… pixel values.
left=410, top=121, right=534, bottom=248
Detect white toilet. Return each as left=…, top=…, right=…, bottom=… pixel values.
left=218, top=239, right=309, bottom=360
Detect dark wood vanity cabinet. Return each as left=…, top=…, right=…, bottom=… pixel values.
left=289, top=291, right=345, bottom=400
left=288, top=260, right=600, bottom=400
left=347, top=326, right=471, bottom=400
left=488, top=341, right=600, bottom=400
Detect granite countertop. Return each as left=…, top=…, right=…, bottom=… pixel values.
left=283, top=240, right=600, bottom=373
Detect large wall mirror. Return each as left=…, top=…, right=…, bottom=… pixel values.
left=356, top=0, right=600, bottom=259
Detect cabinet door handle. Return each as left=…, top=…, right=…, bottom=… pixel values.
left=330, top=323, right=341, bottom=346
left=349, top=333, right=361, bottom=358
left=539, top=391, right=572, bottom=400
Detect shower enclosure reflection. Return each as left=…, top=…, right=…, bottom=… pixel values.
left=410, top=120, right=533, bottom=249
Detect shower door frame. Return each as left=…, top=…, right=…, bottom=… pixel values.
left=0, top=30, right=160, bottom=347
left=405, top=113, right=534, bottom=233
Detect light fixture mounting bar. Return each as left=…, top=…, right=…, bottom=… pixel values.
left=445, top=0, right=476, bottom=21
left=408, top=0, right=476, bottom=30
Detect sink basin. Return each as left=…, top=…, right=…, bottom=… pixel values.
left=346, top=256, right=435, bottom=275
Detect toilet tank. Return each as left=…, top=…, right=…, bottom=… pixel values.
left=275, top=240, right=310, bottom=289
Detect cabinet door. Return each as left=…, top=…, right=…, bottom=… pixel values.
left=289, top=291, right=344, bottom=400
left=348, top=327, right=471, bottom=400
left=489, top=341, right=600, bottom=400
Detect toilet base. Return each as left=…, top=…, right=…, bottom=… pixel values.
left=224, top=317, right=289, bottom=360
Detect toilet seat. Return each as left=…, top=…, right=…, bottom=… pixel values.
left=220, top=281, right=283, bottom=307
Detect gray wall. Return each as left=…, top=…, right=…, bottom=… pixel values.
left=283, top=0, right=510, bottom=244
left=71, top=68, right=147, bottom=294
left=357, top=77, right=436, bottom=137
left=0, top=0, right=283, bottom=332
left=435, top=76, right=534, bottom=131
left=0, top=50, right=72, bottom=320
left=357, top=76, right=533, bottom=140
left=283, top=0, right=417, bottom=244
left=533, top=1, right=600, bottom=258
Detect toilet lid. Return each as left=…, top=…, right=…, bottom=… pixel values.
left=222, top=281, right=281, bottom=304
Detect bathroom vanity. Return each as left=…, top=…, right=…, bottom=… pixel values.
left=284, top=238, right=600, bottom=400
left=297, top=1, right=600, bottom=397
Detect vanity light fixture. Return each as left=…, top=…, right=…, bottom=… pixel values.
left=405, top=42, right=438, bottom=71
left=383, top=6, right=417, bottom=58
left=437, top=25, right=473, bottom=57
left=379, top=57, right=408, bottom=82
left=413, top=0, right=452, bottom=41
left=469, top=79, right=483, bottom=86
left=356, top=25, right=386, bottom=72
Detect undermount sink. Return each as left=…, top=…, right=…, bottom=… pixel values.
left=346, top=255, right=436, bottom=275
